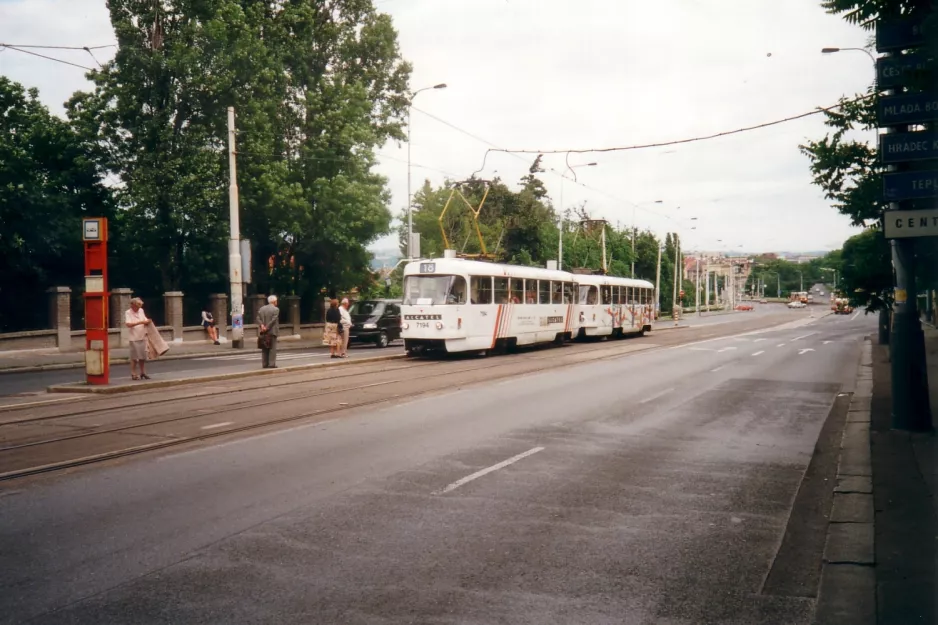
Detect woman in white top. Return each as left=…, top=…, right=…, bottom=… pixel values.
left=338, top=298, right=352, bottom=358
left=124, top=298, right=151, bottom=380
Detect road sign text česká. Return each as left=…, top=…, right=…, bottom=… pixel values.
left=877, top=53, right=932, bottom=89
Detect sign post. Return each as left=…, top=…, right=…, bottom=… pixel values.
left=82, top=218, right=110, bottom=385
left=877, top=11, right=934, bottom=432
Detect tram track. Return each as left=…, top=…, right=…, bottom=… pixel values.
left=0, top=312, right=801, bottom=482
left=1, top=333, right=657, bottom=426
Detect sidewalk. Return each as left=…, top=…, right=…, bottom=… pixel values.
left=0, top=336, right=334, bottom=374
left=868, top=327, right=937, bottom=624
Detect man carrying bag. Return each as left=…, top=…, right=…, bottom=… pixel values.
left=256, top=295, right=280, bottom=369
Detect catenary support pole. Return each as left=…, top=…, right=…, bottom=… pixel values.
left=890, top=238, right=931, bottom=430
left=227, top=107, right=244, bottom=349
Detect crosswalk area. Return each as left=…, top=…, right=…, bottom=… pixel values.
left=684, top=330, right=853, bottom=358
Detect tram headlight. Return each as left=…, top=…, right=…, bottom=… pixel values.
left=436, top=322, right=443, bottom=330
left=402, top=322, right=410, bottom=330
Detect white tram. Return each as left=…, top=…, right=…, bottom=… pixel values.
left=401, top=254, right=578, bottom=355
left=574, top=274, right=655, bottom=339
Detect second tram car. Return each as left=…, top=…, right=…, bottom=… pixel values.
left=401, top=255, right=578, bottom=355
left=574, top=274, right=655, bottom=339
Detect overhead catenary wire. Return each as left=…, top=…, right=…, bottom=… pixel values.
left=1, top=45, right=95, bottom=71
left=0, top=43, right=116, bottom=50
left=471, top=92, right=877, bottom=176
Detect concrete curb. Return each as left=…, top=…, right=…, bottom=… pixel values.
left=0, top=342, right=351, bottom=375
left=813, top=338, right=875, bottom=625
left=46, top=353, right=409, bottom=395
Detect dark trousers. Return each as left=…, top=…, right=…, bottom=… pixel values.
left=262, top=335, right=278, bottom=368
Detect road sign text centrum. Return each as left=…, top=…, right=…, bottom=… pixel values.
left=884, top=208, right=938, bottom=239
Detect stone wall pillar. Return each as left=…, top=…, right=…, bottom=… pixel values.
left=163, top=291, right=184, bottom=341
left=249, top=294, right=266, bottom=326
left=283, top=295, right=301, bottom=336
left=210, top=293, right=228, bottom=340
left=47, top=287, right=72, bottom=351
left=109, top=288, right=133, bottom=346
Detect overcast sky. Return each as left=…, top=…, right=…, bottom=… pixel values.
left=1, top=0, right=873, bottom=254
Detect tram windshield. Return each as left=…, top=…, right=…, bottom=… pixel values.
left=578, top=285, right=598, bottom=305
left=403, top=275, right=468, bottom=305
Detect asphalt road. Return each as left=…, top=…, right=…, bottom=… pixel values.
left=0, top=303, right=800, bottom=397
left=0, top=307, right=868, bottom=624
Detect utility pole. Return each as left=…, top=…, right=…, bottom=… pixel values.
left=631, top=207, right=636, bottom=278
left=654, top=244, right=662, bottom=320
left=227, top=107, right=244, bottom=349
left=695, top=258, right=700, bottom=316
left=558, top=180, right=564, bottom=271
left=705, top=258, right=710, bottom=312
left=600, top=222, right=607, bottom=274
left=671, top=236, right=677, bottom=311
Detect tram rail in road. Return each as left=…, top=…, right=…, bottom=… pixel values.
left=0, top=310, right=819, bottom=482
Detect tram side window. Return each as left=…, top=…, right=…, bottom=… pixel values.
left=525, top=280, right=537, bottom=304
left=510, top=278, right=524, bottom=304
left=563, top=282, right=575, bottom=304
left=471, top=276, right=493, bottom=305
left=601, top=285, right=612, bottom=305
left=539, top=280, right=551, bottom=304
left=616, top=286, right=624, bottom=305
left=494, top=277, right=510, bottom=303
left=551, top=281, right=563, bottom=304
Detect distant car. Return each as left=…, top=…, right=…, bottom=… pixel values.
left=788, top=301, right=806, bottom=309
left=348, top=299, right=402, bottom=348
left=736, top=304, right=753, bottom=311
left=759, top=299, right=768, bottom=304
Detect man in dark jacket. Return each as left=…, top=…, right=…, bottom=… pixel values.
left=256, top=295, right=280, bottom=368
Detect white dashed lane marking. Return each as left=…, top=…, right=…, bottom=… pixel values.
left=433, top=447, right=545, bottom=495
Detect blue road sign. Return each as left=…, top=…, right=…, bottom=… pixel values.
left=880, top=131, right=938, bottom=164
left=877, top=53, right=932, bottom=89
left=884, top=170, right=938, bottom=201
left=876, top=15, right=927, bottom=52
left=878, top=92, right=938, bottom=126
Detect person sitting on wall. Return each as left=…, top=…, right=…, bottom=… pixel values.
left=201, top=305, right=220, bottom=345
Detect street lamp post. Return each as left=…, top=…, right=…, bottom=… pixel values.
left=821, top=47, right=876, bottom=66
left=558, top=162, right=597, bottom=270
left=407, top=83, right=447, bottom=260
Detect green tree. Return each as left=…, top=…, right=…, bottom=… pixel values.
left=0, top=78, right=112, bottom=331
left=68, top=0, right=409, bottom=313
left=841, top=229, right=894, bottom=309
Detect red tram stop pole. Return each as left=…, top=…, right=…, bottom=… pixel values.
left=82, top=217, right=110, bottom=385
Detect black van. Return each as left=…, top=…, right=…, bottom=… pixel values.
left=348, top=299, right=402, bottom=348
